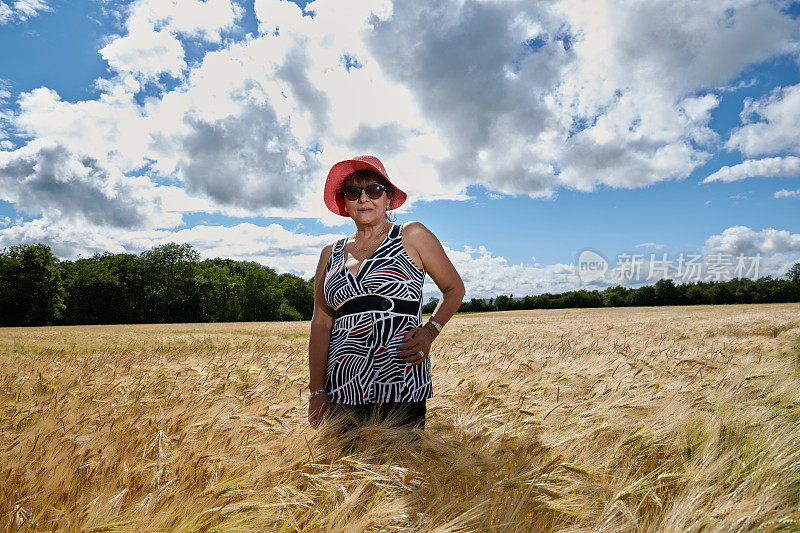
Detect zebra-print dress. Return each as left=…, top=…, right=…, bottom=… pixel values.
left=323, top=222, right=432, bottom=405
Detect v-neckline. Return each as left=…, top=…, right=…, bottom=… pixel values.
left=345, top=224, right=394, bottom=280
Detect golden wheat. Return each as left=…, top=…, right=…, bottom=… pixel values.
left=1, top=304, right=799, bottom=532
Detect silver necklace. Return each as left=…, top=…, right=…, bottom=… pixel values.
left=351, top=222, right=390, bottom=253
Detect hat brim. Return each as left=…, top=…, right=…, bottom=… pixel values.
left=324, top=158, right=407, bottom=217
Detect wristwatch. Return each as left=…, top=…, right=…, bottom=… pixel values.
left=426, top=319, right=442, bottom=334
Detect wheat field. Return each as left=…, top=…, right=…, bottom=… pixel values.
left=1, top=303, right=799, bottom=532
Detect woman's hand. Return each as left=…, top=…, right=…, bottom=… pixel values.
left=397, top=324, right=438, bottom=365
left=308, top=393, right=330, bottom=428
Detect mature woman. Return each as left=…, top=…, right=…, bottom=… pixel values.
left=308, top=155, right=465, bottom=431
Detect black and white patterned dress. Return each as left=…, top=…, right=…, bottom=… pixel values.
left=323, top=222, right=432, bottom=404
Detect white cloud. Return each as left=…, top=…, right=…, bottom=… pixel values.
left=0, top=140, right=146, bottom=227
left=98, top=0, right=243, bottom=79
left=100, top=27, right=186, bottom=79
left=0, top=0, right=51, bottom=24
left=0, top=135, right=285, bottom=234
left=3, top=0, right=800, bottom=273
left=14, top=0, right=800, bottom=219
left=434, top=244, right=578, bottom=298
left=718, top=78, right=758, bottom=93
left=14, top=84, right=151, bottom=172
left=702, top=156, right=800, bottom=183
left=130, top=0, right=243, bottom=43
left=774, top=188, right=800, bottom=198
left=634, top=242, right=666, bottom=250
left=362, top=0, right=799, bottom=196
left=434, top=229, right=800, bottom=298
left=254, top=0, right=307, bottom=35
left=703, top=226, right=800, bottom=256
left=0, top=215, right=344, bottom=277
left=727, top=83, right=800, bottom=157
left=160, top=222, right=344, bottom=275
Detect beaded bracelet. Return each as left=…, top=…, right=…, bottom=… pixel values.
left=309, top=389, right=328, bottom=399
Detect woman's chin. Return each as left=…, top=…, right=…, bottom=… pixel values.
left=351, top=210, right=382, bottom=224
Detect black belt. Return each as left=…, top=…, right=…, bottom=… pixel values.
left=335, top=294, right=419, bottom=318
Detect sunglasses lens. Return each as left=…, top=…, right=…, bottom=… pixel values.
left=365, top=184, right=385, bottom=199
left=342, top=186, right=361, bottom=201
left=342, top=184, right=386, bottom=201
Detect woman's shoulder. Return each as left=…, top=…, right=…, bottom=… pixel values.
left=401, top=221, right=436, bottom=242
left=319, top=242, right=334, bottom=263
left=323, top=235, right=349, bottom=257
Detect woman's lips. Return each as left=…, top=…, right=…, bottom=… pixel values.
left=358, top=208, right=373, bottom=212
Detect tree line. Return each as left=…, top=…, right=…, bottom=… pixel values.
left=433, top=262, right=800, bottom=314
left=2, top=243, right=799, bottom=327
left=0, top=243, right=314, bottom=327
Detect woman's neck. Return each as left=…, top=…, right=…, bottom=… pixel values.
left=354, top=220, right=390, bottom=242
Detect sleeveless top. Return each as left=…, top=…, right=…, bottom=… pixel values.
left=323, top=222, right=432, bottom=404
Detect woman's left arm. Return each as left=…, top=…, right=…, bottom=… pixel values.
left=397, top=222, right=466, bottom=364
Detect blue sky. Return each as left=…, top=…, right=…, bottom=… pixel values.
left=1, top=0, right=800, bottom=298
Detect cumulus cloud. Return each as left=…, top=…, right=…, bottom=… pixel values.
left=435, top=244, right=578, bottom=298
left=254, top=0, right=308, bottom=36
left=176, top=102, right=323, bottom=210
left=702, top=156, right=800, bottom=183
left=0, top=0, right=51, bottom=24
left=703, top=226, right=800, bottom=256
left=0, top=139, right=256, bottom=232
left=14, top=84, right=151, bottom=172
left=361, top=0, right=799, bottom=196
left=727, top=83, right=800, bottom=157
left=4, top=0, right=800, bottom=278
left=0, top=141, right=155, bottom=228
left=14, top=0, right=798, bottom=222
left=129, top=0, right=243, bottom=43
left=99, top=0, right=243, bottom=79
left=774, top=188, right=800, bottom=198
left=100, top=27, right=186, bottom=79
left=0, top=215, right=344, bottom=276
left=433, top=226, right=800, bottom=298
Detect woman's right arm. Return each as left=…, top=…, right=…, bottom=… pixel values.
left=308, top=243, right=336, bottom=427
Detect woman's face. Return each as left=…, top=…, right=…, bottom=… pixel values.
left=343, top=176, right=389, bottom=226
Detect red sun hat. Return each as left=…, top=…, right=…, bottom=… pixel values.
left=324, top=155, right=407, bottom=217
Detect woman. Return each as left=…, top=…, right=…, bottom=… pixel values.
left=308, top=155, right=465, bottom=431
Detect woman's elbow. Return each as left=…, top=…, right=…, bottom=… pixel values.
left=310, top=314, right=334, bottom=332
left=447, top=278, right=466, bottom=301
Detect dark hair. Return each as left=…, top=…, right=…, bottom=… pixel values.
left=340, top=169, right=396, bottom=223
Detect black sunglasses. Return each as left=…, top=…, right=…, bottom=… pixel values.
left=341, top=183, right=386, bottom=201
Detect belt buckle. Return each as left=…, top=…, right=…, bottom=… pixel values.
left=377, top=295, right=393, bottom=312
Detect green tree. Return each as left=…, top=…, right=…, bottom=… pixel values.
left=239, top=267, right=283, bottom=321
left=199, top=265, right=240, bottom=322
left=710, top=282, right=734, bottom=305
left=61, top=255, right=122, bottom=324
left=626, top=285, right=656, bottom=306
left=785, top=262, right=800, bottom=282
left=140, top=243, right=202, bottom=323
left=684, top=283, right=710, bottom=305
left=602, top=285, right=627, bottom=307
left=0, top=244, right=64, bottom=326
left=279, top=274, right=314, bottom=320
left=654, top=278, right=681, bottom=305
left=495, top=294, right=511, bottom=311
